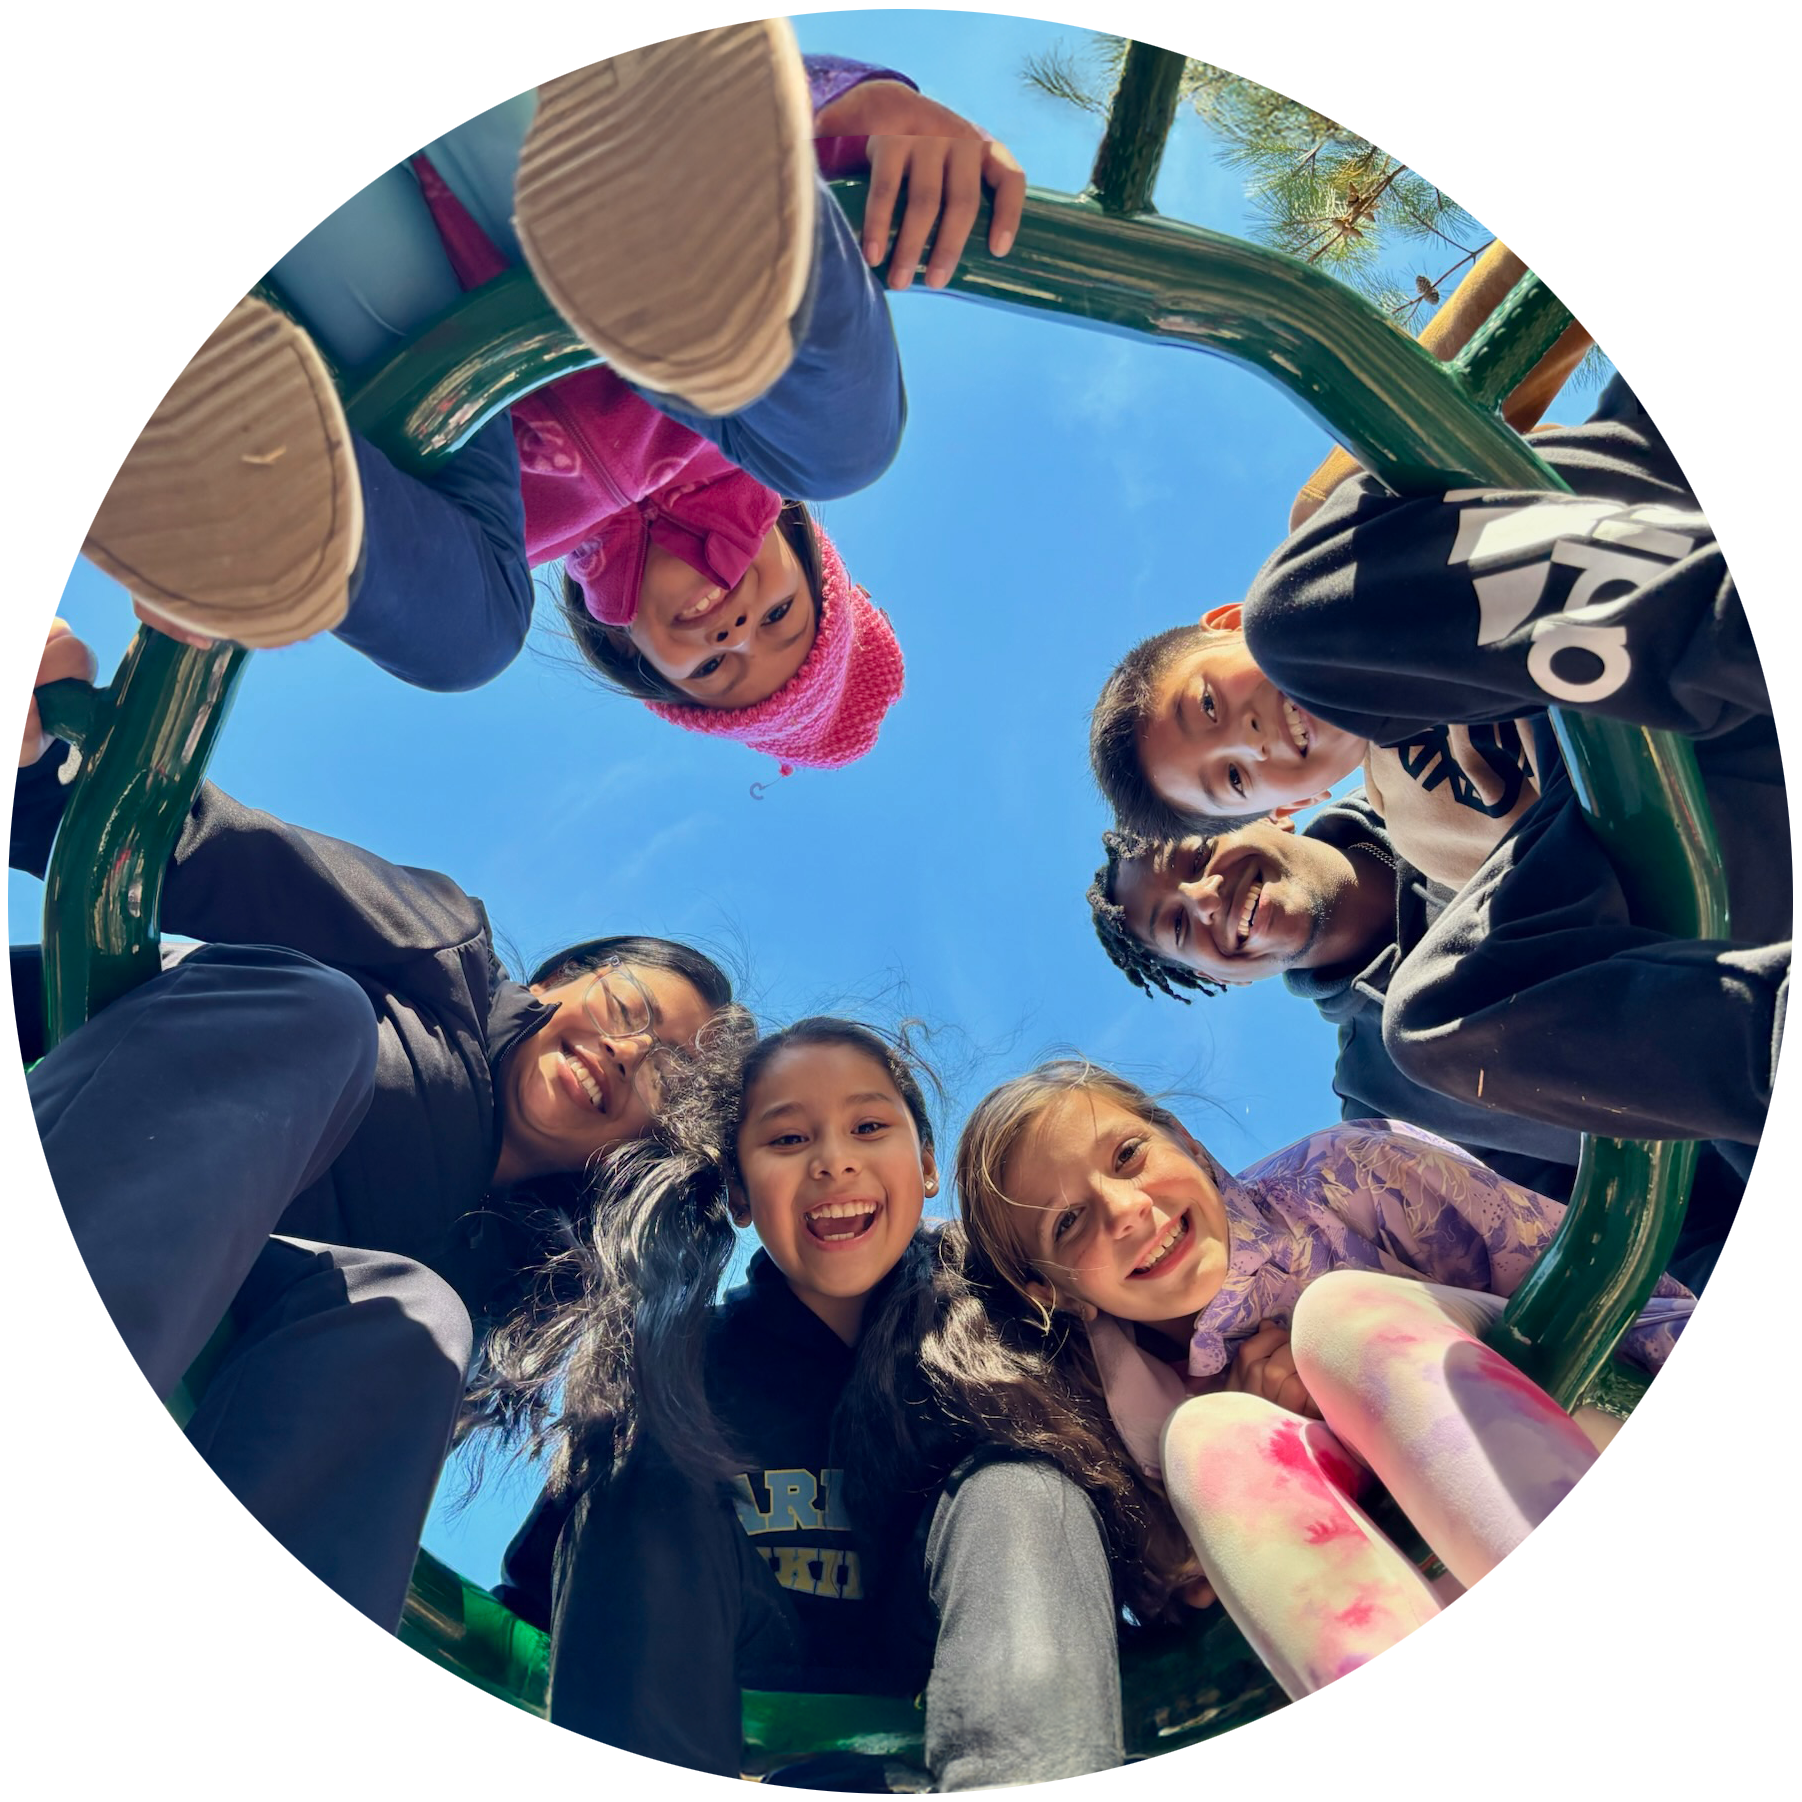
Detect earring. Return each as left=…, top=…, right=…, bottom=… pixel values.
left=924, top=1175, right=938, bottom=1195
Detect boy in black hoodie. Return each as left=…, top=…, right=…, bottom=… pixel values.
left=1093, top=377, right=1785, bottom=1161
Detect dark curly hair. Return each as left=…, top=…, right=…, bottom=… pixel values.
left=1086, top=829, right=1224, bottom=1004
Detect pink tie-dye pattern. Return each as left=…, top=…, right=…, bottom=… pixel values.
left=1073, top=1124, right=1765, bottom=1787
left=1162, top=1392, right=1442, bottom=1697
left=1162, top=1269, right=1601, bottom=1700
left=1290, top=1275, right=1597, bottom=1580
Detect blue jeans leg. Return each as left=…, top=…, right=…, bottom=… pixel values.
left=333, top=419, right=535, bottom=692
left=648, top=175, right=906, bottom=501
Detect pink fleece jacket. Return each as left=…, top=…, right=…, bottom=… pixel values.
left=410, top=54, right=915, bottom=629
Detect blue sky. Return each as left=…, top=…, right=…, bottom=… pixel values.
left=13, top=8, right=1608, bottom=1586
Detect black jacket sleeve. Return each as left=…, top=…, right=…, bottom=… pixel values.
left=12, top=752, right=488, bottom=972
left=1381, top=777, right=1785, bottom=1150
left=1243, top=379, right=1764, bottom=744
left=1325, top=982, right=1580, bottom=1201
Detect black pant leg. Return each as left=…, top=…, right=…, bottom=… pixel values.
left=28, top=942, right=379, bottom=1394
left=12, top=1232, right=472, bottom=1794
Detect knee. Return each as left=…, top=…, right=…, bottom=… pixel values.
left=1291, top=1271, right=1452, bottom=1405
left=944, top=1458, right=1106, bottom=1563
left=1160, top=1390, right=1282, bottom=1483
left=798, top=405, right=903, bottom=500
left=182, top=944, right=378, bottom=1087
left=1291, top=1270, right=1399, bottom=1368
left=354, top=1252, right=475, bottom=1385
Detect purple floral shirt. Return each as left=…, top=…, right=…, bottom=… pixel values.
left=804, top=53, right=915, bottom=112
left=1188, top=1120, right=1692, bottom=1380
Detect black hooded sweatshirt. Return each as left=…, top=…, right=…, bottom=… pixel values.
left=1242, top=376, right=1786, bottom=1156
left=497, top=1248, right=954, bottom=1696
left=12, top=748, right=573, bottom=1324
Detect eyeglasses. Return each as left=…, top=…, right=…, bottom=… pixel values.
left=581, top=959, right=690, bottom=1112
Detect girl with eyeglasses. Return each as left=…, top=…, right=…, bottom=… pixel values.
left=15, top=619, right=735, bottom=1634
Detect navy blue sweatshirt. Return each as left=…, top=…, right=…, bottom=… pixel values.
left=12, top=749, right=573, bottom=1323
left=499, top=1249, right=948, bottom=1693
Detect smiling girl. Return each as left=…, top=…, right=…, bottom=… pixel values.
left=475, top=1018, right=1124, bottom=1788
left=14, top=623, right=733, bottom=1632
left=958, top=1059, right=1787, bottom=1794
left=87, top=26, right=1028, bottom=774
left=951, top=1059, right=1693, bottom=1600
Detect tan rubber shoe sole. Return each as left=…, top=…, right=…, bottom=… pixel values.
left=515, top=20, right=816, bottom=417
left=8, top=118, right=149, bottom=270
left=84, top=298, right=361, bottom=649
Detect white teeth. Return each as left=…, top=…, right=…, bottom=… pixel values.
left=806, top=1200, right=879, bottom=1242
left=1282, top=698, right=1310, bottom=754
left=1135, top=1217, right=1188, bottom=1274
left=806, top=1201, right=878, bottom=1221
left=1237, top=880, right=1263, bottom=946
left=675, top=586, right=726, bottom=623
left=566, top=1056, right=603, bottom=1111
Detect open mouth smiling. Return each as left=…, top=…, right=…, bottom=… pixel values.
left=671, top=584, right=732, bottom=630
left=803, top=1198, right=883, bottom=1246
left=557, top=1046, right=611, bottom=1117
left=1129, top=1213, right=1192, bottom=1278
left=1209, top=858, right=1266, bottom=958
left=1280, top=696, right=1312, bottom=757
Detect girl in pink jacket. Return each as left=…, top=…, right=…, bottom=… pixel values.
left=83, top=25, right=1025, bottom=774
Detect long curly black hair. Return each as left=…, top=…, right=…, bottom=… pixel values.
left=467, top=1013, right=964, bottom=1522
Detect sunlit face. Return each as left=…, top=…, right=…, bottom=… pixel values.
left=1136, top=617, right=1366, bottom=822
left=735, top=1040, right=934, bottom=1343
left=1001, top=1089, right=1231, bottom=1340
left=499, top=961, right=716, bottom=1182
left=629, top=523, right=817, bottom=707
left=1114, top=822, right=1355, bottom=986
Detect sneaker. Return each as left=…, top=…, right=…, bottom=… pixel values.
left=8, top=119, right=147, bottom=275
left=85, top=297, right=362, bottom=648
left=514, top=20, right=816, bottom=417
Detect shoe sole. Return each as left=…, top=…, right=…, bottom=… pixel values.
left=84, top=298, right=361, bottom=649
left=514, top=20, right=816, bottom=417
left=8, top=118, right=147, bottom=270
